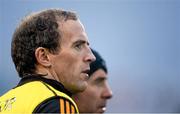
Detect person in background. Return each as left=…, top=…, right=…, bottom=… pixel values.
left=73, top=49, right=113, bottom=113
left=0, top=8, right=95, bottom=113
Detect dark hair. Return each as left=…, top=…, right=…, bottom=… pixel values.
left=11, top=9, right=78, bottom=77
left=88, top=49, right=107, bottom=76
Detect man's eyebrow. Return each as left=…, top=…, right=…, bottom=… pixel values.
left=72, top=40, right=89, bottom=46
left=94, top=76, right=107, bottom=82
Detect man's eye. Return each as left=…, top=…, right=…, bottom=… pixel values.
left=75, top=44, right=82, bottom=50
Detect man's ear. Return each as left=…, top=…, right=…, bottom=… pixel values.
left=35, top=47, right=51, bottom=67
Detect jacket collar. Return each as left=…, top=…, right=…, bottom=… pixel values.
left=16, top=74, right=72, bottom=96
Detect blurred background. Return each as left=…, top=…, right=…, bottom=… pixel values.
left=0, top=0, right=179, bottom=113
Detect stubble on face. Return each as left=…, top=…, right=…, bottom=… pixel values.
left=50, top=19, right=91, bottom=93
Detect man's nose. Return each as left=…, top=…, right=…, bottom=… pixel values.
left=84, top=48, right=96, bottom=63
left=102, top=83, right=113, bottom=99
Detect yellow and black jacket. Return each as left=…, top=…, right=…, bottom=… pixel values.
left=0, top=76, right=79, bottom=113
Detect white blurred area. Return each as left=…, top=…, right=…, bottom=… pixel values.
left=0, top=0, right=180, bottom=112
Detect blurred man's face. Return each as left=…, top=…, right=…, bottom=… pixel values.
left=73, top=69, right=113, bottom=113
left=49, top=20, right=95, bottom=93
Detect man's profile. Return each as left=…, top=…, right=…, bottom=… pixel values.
left=73, top=49, right=112, bottom=113
left=0, top=8, right=95, bottom=113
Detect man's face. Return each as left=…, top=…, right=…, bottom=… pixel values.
left=73, top=69, right=113, bottom=113
left=50, top=20, right=95, bottom=93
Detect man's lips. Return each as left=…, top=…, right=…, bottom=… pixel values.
left=102, top=107, right=106, bottom=112
left=82, top=69, right=90, bottom=77
left=97, top=106, right=106, bottom=113
left=98, top=103, right=107, bottom=113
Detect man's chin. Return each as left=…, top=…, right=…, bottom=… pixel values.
left=77, top=82, right=88, bottom=92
